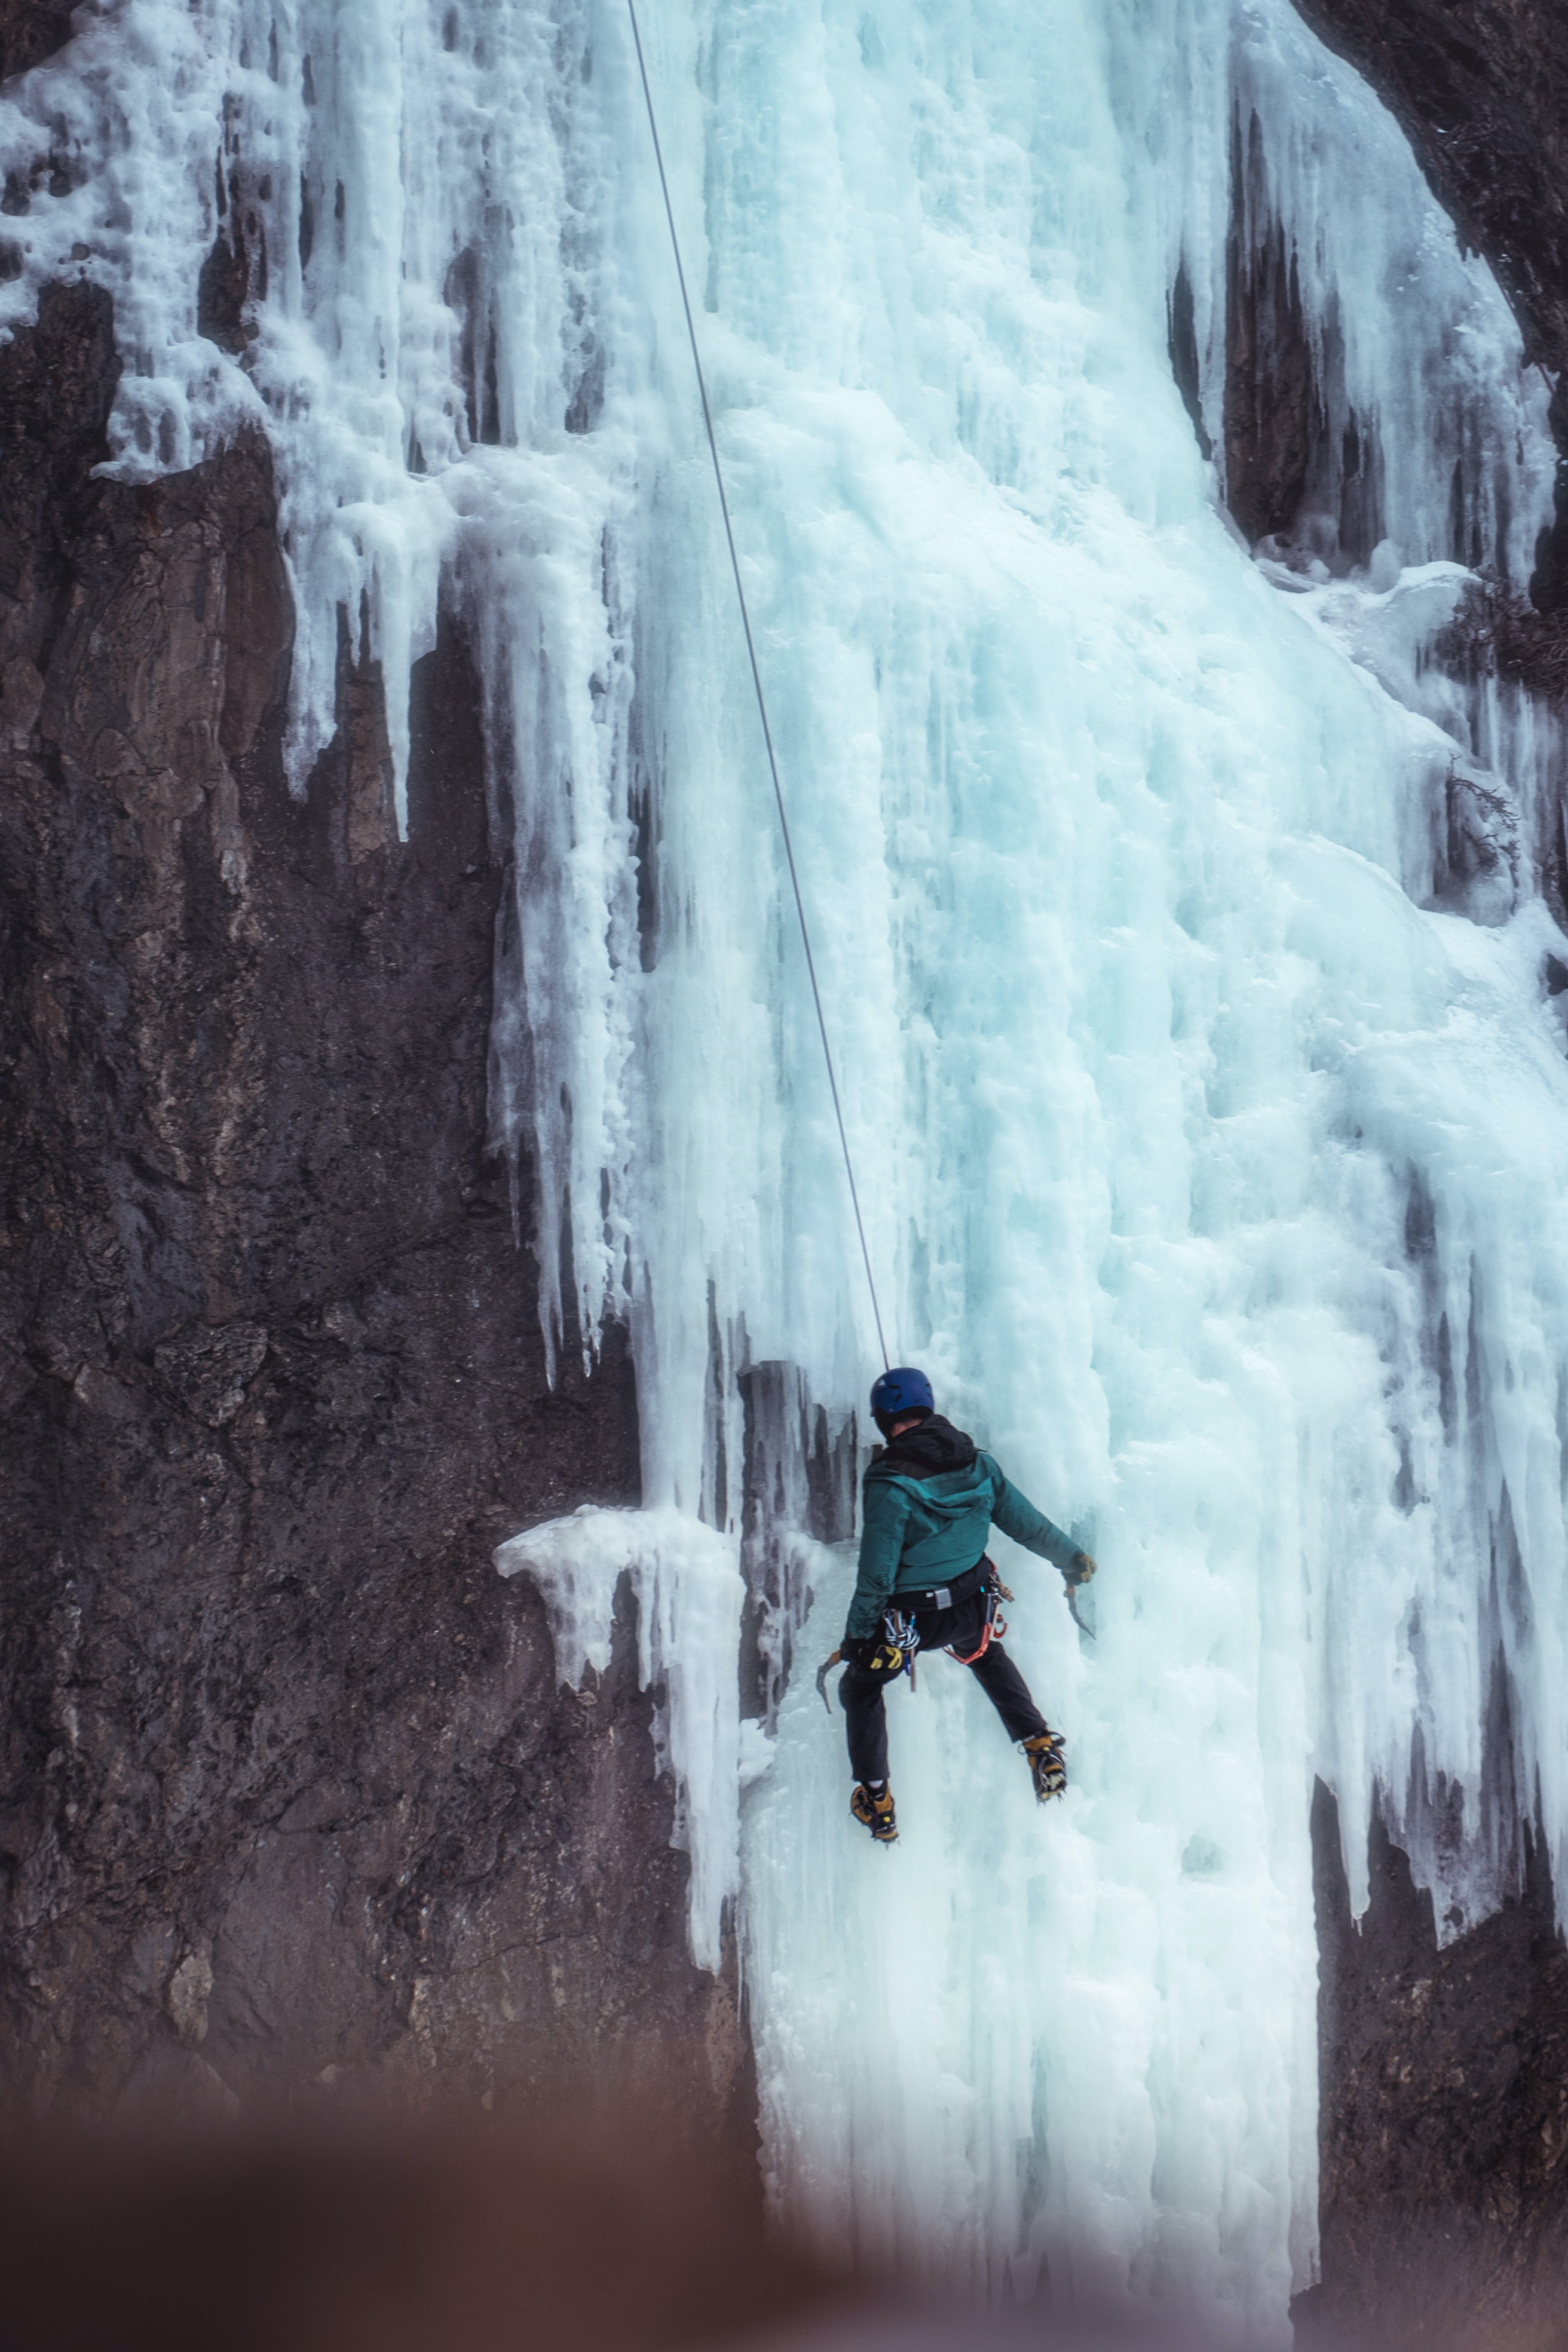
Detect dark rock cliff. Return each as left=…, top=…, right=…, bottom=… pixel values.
left=0, top=0, right=70, bottom=84
left=1287, top=0, right=1568, bottom=388
left=1287, top=0, right=1568, bottom=611
left=0, top=277, right=746, bottom=2133
left=1303, top=1786, right=1568, bottom=2347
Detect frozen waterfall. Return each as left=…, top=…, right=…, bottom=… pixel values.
left=10, top=0, right=1568, bottom=2332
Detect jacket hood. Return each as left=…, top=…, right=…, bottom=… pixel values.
left=870, top=1413, right=977, bottom=1482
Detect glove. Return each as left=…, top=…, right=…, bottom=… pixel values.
left=840, top=1633, right=906, bottom=1674
left=1064, top=1551, right=1097, bottom=1588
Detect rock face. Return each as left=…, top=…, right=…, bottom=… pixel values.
left=1288, top=0, right=1568, bottom=386
left=1288, top=0, right=1568, bottom=607
left=0, top=0, right=71, bottom=85
left=1223, top=151, right=1317, bottom=552
left=1304, top=1786, right=1568, bottom=2345
left=0, top=279, right=746, bottom=2134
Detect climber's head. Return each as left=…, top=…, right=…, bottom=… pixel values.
left=870, top=1365, right=934, bottom=1440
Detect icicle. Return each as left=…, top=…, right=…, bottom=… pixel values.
left=495, top=1507, right=745, bottom=1971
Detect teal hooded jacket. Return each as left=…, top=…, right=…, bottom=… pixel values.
left=844, top=1413, right=1081, bottom=1640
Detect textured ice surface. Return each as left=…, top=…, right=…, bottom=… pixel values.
left=13, top=0, right=1568, bottom=2330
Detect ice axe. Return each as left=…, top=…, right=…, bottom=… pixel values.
left=816, top=1649, right=843, bottom=1714
left=1064, top=1552, right=1098, bottom=1640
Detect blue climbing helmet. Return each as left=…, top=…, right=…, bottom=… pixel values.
left=870, top=1365, right=934, bottom=1420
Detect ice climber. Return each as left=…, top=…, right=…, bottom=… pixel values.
left=832, top=1367, right=1095, bottom=1844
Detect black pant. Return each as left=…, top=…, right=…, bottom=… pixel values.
left=842, top=1584, right=1049, bottom=1784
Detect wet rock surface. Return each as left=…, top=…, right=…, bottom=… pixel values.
left=0, top=281, right=746, bottom=2138
left=1303, top=1784, right=1568, bottom=2345
left=1223, top=112, right=1319, bottom=552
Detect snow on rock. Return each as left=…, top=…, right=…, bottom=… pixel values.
left=495, top=1508, right=744, bottom=1971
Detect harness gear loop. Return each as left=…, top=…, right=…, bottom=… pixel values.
left=883, top=1607, right=918, bottom=1693
left=944, top=1558, right=1011, bottom=1667
left=626, top=0, right=889, bottom=1370
left=817, top=1605, right=919, bottom=1716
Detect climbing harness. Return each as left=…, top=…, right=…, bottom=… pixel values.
left=816, top=1551, right=1095, bottom=1710
left=626, top=0, right=889, bottom=1370
left=943, top=1558, right=1012, bottom=1667
left=898, top=1557, right=986, bottom=1615
left=881, top=1607, right=918, bottom=1692
left=814, top=1605, right=918, bottom=1713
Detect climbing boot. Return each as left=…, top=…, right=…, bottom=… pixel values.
left=850, top=1781, right=899, bottom=1843
left=1024, top=1730, right=1067, bottom=1802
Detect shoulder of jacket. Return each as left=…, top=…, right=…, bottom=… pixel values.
left=976, top=1452, right=1013, bottom=1499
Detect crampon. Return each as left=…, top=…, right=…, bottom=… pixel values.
left=1024, top=1731, right=1067, bottom=1802
left=850, top=1781, right=899, bottom=1843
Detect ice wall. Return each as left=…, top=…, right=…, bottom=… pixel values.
left=9, top=0, right=1568, bottom=2332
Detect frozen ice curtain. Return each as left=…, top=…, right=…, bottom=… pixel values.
left=12, top=0, right=1568, bottom=2336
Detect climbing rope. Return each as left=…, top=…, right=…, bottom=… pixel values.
left=625, top=0, right=890, bottom=1372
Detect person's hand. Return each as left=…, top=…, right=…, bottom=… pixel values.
left=840, top=1634, right=906, bottom=1673
left=1065, top=1551, right=1097, bottom=1588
